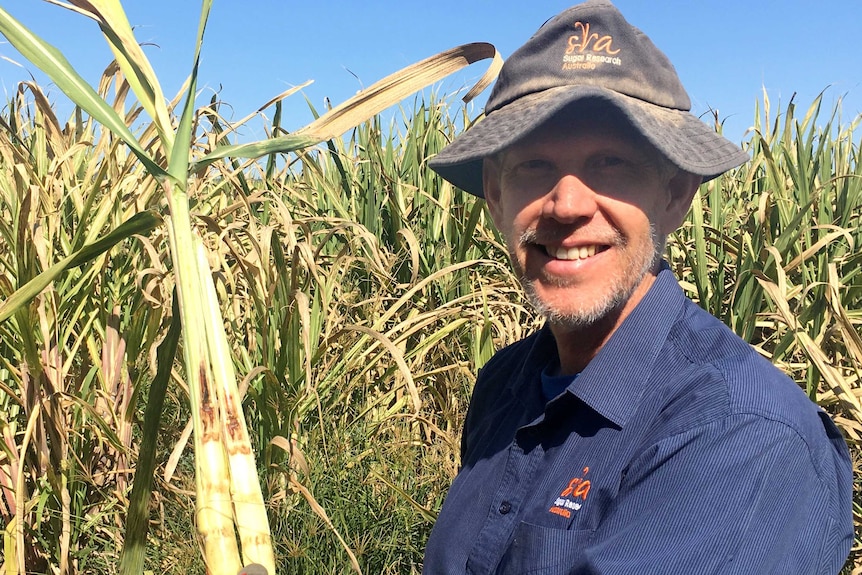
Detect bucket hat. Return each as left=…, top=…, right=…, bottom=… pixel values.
left=429, top=0, right=750, bottom=197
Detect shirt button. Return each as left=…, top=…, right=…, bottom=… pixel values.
left=499, top=501, right=512, bottom=515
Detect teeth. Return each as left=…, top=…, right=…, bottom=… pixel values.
left=552, top=245, right=598, bottom=260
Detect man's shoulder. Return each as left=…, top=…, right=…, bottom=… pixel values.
left=461, top=332, right=535, bottom=423
left=482, top=328, right=547, bottom=368
left=639, top=299, right=850, bottom=522
left=661, top=298, right=838, bottom=452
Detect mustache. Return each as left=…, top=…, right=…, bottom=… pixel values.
left=518, top=225, right=626, bottom=248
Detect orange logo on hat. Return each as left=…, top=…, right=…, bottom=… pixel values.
left=566, top=21, right=620, bottom=56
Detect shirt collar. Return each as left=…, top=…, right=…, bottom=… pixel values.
left=570, top=265, right=685, bottom=426
left=510, top=264, right=686, bottom=427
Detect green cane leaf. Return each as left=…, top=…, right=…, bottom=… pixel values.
left=0, top=211, right=161, bottom=323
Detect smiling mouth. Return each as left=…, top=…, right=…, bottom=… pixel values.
left=544, top=245, right=609, bottom=261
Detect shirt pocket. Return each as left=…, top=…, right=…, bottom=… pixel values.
left=497, top=521, right=594, bottom=575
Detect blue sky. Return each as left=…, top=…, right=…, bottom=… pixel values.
left=1, top=0, right=860, bottom=145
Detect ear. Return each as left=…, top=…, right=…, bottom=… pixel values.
left=482, top=157, right=505, bottom=227
left=661, top=170, right=702, bottom=234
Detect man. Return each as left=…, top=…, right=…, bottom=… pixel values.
left=422, top=1, right=853, bottom=573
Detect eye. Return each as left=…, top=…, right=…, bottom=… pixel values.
left=516, top=158, right=554, bottom=172
left=592, top=155, right=626, bottom=169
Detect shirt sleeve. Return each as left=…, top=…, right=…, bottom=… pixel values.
left=579, top=413, right=850, bottom=575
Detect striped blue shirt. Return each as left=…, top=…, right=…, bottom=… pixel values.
left=423, top=266, right=852, bottom=574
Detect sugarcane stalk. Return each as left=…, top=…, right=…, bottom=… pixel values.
left=165, top=201, right=241, bottom=575
left=196, top=237, right=275, bottom=573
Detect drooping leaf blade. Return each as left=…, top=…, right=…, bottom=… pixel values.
left=190, top=42, right=502, bottom=172
left=0, top=6, right=166, bottom=178
left=64, top=0, right=176, bottom=148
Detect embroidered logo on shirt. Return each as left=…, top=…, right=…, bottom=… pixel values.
left=549, top=467, right=591, bottom=519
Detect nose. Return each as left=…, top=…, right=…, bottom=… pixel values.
left=541, top=173, right=598, bottom=223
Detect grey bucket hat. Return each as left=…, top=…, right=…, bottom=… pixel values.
left=429, top=0, right=750, bottom=197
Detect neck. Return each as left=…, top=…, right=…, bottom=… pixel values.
left=549, top=307, right=623, bottom=375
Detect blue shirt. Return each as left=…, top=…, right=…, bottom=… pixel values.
left=423, top=267, right=852, bottom=574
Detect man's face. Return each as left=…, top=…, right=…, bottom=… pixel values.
left=482, top=113, right=698, bottom=332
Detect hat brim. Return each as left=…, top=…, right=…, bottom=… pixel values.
left=428, top=86, right=750, bottom=197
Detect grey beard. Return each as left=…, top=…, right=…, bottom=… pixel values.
left=514, top=224, right=664, bottom=330
left=522, top=278, right=628, bottom=329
